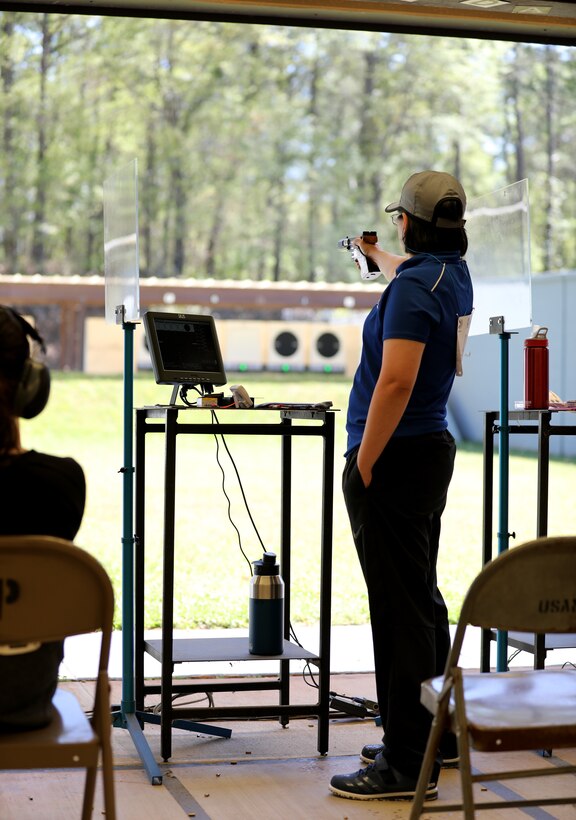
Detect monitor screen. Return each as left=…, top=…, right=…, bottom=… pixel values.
left=143, top=311, right=227, bottom=392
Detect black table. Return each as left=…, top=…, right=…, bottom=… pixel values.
left=481, top=409, right=576, bottom=671
left=133, top=405, right=335, bottom=761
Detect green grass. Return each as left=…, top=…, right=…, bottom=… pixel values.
left=21, top=372, right=576, bottom=630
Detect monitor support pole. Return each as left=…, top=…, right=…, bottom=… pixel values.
left=489, top=316, right=517, bottom=672
left=111, top=306, right=163, bottom=784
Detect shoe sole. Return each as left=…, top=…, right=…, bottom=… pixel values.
left=329, top=783, right=438, bottom=802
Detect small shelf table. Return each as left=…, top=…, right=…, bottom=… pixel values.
left=481, top=409, right=576, bottom=671
left=133, top=405, right=335, bottom=761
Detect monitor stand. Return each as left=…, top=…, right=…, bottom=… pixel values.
left=169, top=384, right=180, bottom=406
left=169, top=383, right=215, bottom=406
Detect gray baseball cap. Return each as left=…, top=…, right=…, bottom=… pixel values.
left=385, top=171, right=466, bottom=228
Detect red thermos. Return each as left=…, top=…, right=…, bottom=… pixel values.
left=524, top=327, right=549, bottom=410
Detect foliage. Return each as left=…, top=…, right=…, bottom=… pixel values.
left=1, top=13, right=575, bottom=280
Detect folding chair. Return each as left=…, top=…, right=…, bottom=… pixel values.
left=410, top=535, right=576, bottom=818
left=0, top=535, right=116, bottom=820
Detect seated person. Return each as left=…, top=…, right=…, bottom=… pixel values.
left=0, top=306, right=85, bottom=730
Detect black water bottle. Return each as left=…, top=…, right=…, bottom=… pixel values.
left=249, top=551, right=284, bottom=655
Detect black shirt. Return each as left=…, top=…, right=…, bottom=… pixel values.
left=0, top=450, right=85, bottom=539
left=0, top=450, right=86, bottom=729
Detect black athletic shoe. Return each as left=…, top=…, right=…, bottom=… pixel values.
left=329, top=756, right=438, bottom=802
left=360, top=741, right=459, bottom=768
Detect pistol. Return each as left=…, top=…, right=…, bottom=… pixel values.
left=338, top=231, right=381, bottom=280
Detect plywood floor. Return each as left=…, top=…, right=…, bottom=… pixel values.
left=1, top=673, right=576, bottom=820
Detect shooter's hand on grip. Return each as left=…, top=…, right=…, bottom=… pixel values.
left=338, top=231, right=382, bottom=280
left=338, top=230, right=408, bottom=282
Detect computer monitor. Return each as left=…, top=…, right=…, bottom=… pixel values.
left=143, top=310, right=227, bottom=398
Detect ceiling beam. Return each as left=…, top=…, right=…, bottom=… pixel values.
left=0, top=1, right=575, bottom=45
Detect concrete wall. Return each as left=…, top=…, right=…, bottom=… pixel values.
left=449, top=270, right=576, bottom=457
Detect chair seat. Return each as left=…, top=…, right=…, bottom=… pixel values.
left=0, top=688, right=99, bottom=769
left=422, top=668, right=576, bottom=752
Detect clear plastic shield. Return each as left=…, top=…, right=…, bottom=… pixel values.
left=103, top=159, right=140, bottom=324
left=465, top=179, right=531, bottom=336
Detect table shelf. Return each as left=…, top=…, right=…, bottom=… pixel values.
left=144, top=636, right=319, bottom=664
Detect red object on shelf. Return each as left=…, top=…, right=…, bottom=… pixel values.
left=524, top=333, right=549, bottom=410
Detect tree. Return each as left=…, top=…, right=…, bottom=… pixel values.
left=0, top=14, right=575, bottom=279
left=0, top=13, right=19, bottom=271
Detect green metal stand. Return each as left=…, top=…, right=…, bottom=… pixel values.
left=489, top=316, right=517, bottom=672
left=111, top=310, right=163, bottom=785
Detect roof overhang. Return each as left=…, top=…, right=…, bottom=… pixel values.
left=0, top=1, right=575, bottom=46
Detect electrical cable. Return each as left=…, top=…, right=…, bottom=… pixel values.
left=209, top=409, right=319, bottom=690
left=210, top=410, right=266, bottom=554
left=210, top=411, right=254, bottom=576
left=302, top=662, right=320, bottom=690
left=176, top=392, right=256, bottom=575
left=175, top=394, right=320, bottom=692
left=147, top=691, right=214, bottom=715
left=170, top=691, right=215, bottom=709
left=289, top=622, right=319, bottom=689
left=507, top=647, right=522, bottom=664
left=179, top=384, right=201, bottom=406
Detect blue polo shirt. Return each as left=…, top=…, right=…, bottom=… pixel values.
left=345, top=251, right=473, bottom=456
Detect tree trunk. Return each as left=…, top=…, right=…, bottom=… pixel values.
left=271, top=174, right=286, bottom=283
left=306, top=53, right=319, bottom=283
left=1, top=14, right=18, bottom=271
left=205, top=193, right=225, bottom=278
left=358, top=50, right=382, bottom=221
left=31, top=13, right=51, bottom=272
left=511, top=45, right=526, bottom=183
left=543, top=45, right=556, bottom=272
left=142, top=126, right=157, bottom=277
left=172, top=162, right=186, bottom=276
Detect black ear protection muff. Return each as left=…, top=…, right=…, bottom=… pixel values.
left=0, top=307, right=51, bottom=419
left=15, top=355, right=51, bottom=419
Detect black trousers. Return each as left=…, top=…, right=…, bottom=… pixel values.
left=342, top=430, right=456, bottom=778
